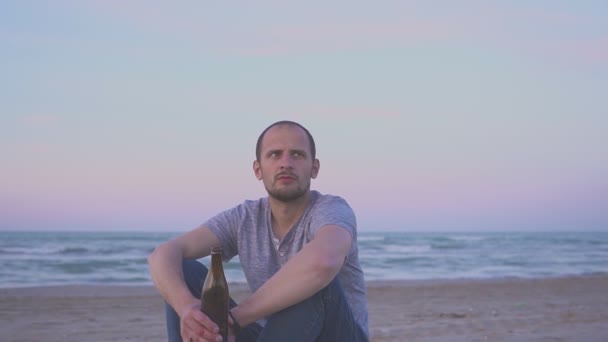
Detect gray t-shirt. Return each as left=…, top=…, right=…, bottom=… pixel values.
left=205, top=190, right=369, bottom=336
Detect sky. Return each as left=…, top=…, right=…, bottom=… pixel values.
left=1, top=1, right=607, bottom=232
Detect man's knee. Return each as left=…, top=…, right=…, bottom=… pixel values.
left=321, top=276, right=346, bottom=303
left=181, top=259, right=208, bottom=297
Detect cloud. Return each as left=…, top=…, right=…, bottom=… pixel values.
left=552, top=36, right=608, bottom=66
left=69, top=1, right=607, bottom=69
left=265, top=104, right=402, bottom=121
left=214, top=20, right=458, bottom=57
left=20, top=114, right=60, bottom=126
left=443, top=3, right=608, bottom=67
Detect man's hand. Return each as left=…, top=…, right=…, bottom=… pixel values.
left=179, top=301, right=222, bottom=342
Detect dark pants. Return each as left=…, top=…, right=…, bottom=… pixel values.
left=165, top=259, right=368, bottom=342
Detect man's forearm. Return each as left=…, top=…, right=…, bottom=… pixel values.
left=148, top=242, right=198, bottom=315
left=148, top=227, right=221, bottom=315
left=232, top=226, right=351, bottom=326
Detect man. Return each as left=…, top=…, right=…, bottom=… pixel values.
left=148, top=120, right=369, bottom=342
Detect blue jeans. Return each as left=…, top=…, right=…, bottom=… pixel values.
left=165, top=259, right=368, bottom=342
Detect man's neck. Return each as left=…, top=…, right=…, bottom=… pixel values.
left=269, top=191, right=311, bottom=240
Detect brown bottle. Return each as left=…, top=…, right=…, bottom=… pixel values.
left=200, top=247, right=229, bottom=341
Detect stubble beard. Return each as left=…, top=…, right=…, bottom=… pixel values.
left=266, top=181, right=310, bottom=203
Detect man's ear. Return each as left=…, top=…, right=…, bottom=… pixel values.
left=253, top=160, right=263, bottom=180
left=311, top=159, right=320, bottom=179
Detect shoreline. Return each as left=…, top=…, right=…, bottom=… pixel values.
left=2, top=275, right=607, bottom=341
left=3, top=272, right=606, bottom=290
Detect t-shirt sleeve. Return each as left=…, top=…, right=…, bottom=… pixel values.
left=203, top=204, right=245, bottom=261
left=308, top=196, right=357, bottom=251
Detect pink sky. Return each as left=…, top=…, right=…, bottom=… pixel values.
left=1, top=1, right=607, bottom=231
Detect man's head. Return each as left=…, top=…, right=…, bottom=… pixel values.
left=253, top=121, right=319, bottom=202
left=256, top=120, right=316, bottom=162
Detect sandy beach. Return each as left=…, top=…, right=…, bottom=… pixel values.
left=1, top=275, right=607, bottom=342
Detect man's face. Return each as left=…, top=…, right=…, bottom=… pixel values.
left=254, top=124, right=319, bottom=202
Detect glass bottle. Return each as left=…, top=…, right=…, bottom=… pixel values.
left=200, top=246, right=229, bottom=341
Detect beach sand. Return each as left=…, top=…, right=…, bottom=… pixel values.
left=1, top=275, right=607, bottom=341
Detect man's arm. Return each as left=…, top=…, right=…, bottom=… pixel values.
left=147, top=225, right=223, bottom=341
left=230, top=224, right=352, bottom=326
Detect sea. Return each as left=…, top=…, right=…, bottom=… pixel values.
left=1, top=230, right=607, bottom=288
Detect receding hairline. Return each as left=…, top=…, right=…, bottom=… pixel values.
left=255, top=120, right=316, bottom=161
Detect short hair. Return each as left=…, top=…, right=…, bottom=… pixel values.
left=255, top=120, right=316, bottom=161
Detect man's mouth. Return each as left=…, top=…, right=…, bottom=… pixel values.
left=276, top=174, right=296, bottom=181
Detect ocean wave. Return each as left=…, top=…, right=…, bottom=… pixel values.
left=2, top=231, right=608, bottom=286
left=430, top=241, right=467, bottom=250
left=384, top=244, right=431, bottom=254
left=0, top=247, right=30, bottom=255
left=59, top=247, right=90, bottom=254
left=447, top=235, right=486, bottom=242
left=52, top=260, right=135, bottom=274
left=357, top=236, right=384, bottom=242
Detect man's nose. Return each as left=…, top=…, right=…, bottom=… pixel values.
left=279, top=154, right=294, bottom=168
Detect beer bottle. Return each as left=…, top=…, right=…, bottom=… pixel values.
left=200, top=246, right=229, bottom=341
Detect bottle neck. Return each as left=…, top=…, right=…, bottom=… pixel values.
left=211, top=252, right=224, bottom=272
